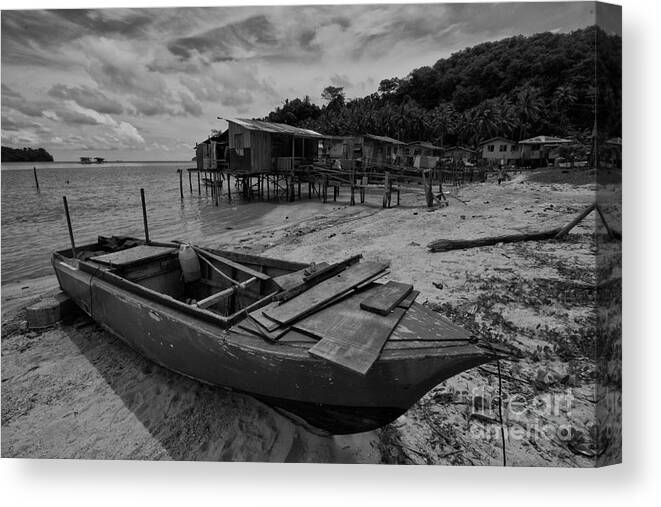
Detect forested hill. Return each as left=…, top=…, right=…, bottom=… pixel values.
left=265, top=26, right=621, bottom=147
left=2, top=146, right=54, bottom=162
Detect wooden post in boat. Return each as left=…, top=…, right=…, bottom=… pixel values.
left=178, top=169, right=183, bottom=199
left=140, top=188, right=150, bottom=244
left=62, top=196, right=77, bottom=259
left=33, top=167, right=40, bottom=191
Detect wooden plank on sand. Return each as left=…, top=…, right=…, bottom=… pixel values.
left=298, top=288, right=406, bottom=375
left=397, top=290, right=419, bottom=309
left=360, top=281, right=413, bottom=315
left=263, top=261, right=388, bottom=326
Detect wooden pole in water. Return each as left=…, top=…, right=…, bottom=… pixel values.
left=227, top=174, right=232, bottom=202
left=62, top=196, right=77, bottom=258
left=188, top=170, right=192, bottom=193
left=383, top=172, right=390, bottom=208
left=178, top=169, right=183, bottom=199
left=197, top=170, right=201, bottom=195
left=33, top=167, right=40, bottom=191
left=140, top=188, right=150, bottom=244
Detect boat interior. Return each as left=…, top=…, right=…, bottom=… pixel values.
left=55, top=236, right=307, bottom=322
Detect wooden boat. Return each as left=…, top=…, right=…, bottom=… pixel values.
left=52, top=237, right=508, bottom=434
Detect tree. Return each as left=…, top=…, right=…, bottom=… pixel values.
left=512, top=84, right=544, bottom=139
left=378, top=78, right=400, bottom=96
left=321, top=86, right=346, bottom=111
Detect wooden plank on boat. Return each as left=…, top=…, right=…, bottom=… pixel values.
left=397, top=290, right=419, bottom=309
left=238, top=317, right=291, bottom=342
left=196, top=277, right=258, bottom=309
left=249, top=301, right=282, bottom=332
left=387, top=303, right=474, bottom=342
left=193, top=247, right=271, bottom=281
left=274, top=256, right=361, bottom=303
left=273, top=268, right=310, bottom=291
left=360, top=281, right=413, bottom=315
left=263, top=261, right=388, bottom=326
left=298, top=289, right=406, bottom=375
left=89, top=245, right=175, bottom=267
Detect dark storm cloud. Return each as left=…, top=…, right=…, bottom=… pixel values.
left=48, top=9, right=152, bottom=38
left=167, top=15, right=276, bottom=62
left=48, top=84, right=124, bottom=114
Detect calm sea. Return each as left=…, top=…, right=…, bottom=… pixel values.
left=1, top=161, right=276, bottom=285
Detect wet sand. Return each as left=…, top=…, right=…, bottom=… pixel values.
left=1, top=171, right=621, bottom=465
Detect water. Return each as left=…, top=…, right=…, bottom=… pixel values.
left=1, top=161, right=276, bottom=285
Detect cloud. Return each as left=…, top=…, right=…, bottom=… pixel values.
left=179, top=91, right=203, bottom=117
left=48, top=84, right=124, bottom=114
left=329, top=73, right=352, bottom=89
left=167, top=15, right=276, bottom=62
left=1, top=4, right=605, bottom=160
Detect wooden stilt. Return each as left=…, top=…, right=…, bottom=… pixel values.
left=178, top=169, right=183, bottom=199
left=215, top=171, right=220, bottom=206
left=33, top=167, right=40, bottom=191
left=383, top=172, right=390, bottom=208
left=188, top=170, right=192, bottom=193
left=197, top=170, right=201, bottom=195
left=350, top=163, right=355, bottom=206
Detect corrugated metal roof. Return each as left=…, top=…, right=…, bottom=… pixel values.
left=444, top=146, right=478, bottom=153
left=478, top=137, right=516, bottom=145
left=363, top=134, right=406, bottom=145
left=518, top=135, right=572, bottom=144
left=408, top=141, right=443, bottom=150
left=227, top=118, right=325, bottom=138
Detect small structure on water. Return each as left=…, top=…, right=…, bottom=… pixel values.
left=80, top=157, right=92, bottom=164
left=196, top=131, right=229, bottom=171
left=226, top=118, right=325, bottom=174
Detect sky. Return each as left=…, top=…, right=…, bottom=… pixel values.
left=1, top=1, right=618, bottom=161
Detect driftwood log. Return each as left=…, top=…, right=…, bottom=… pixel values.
left=427, top=203, right=602, bottom=253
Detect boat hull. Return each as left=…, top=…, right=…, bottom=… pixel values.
left=53, top=253, right=496, bottom=433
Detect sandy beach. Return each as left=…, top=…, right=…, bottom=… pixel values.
left=1, top=169, right=621, bottom=465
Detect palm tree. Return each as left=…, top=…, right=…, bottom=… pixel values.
left=552, top=85, right=577, bottom=132
left=512, top=84, right=544, bottom=140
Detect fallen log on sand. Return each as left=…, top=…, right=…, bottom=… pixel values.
left=427, top=202, right=606, bottom=253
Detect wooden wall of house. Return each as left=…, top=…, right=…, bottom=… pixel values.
left=250, top=130, right=272, bottom=172
left=228, top=122, right=255, bottom=173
